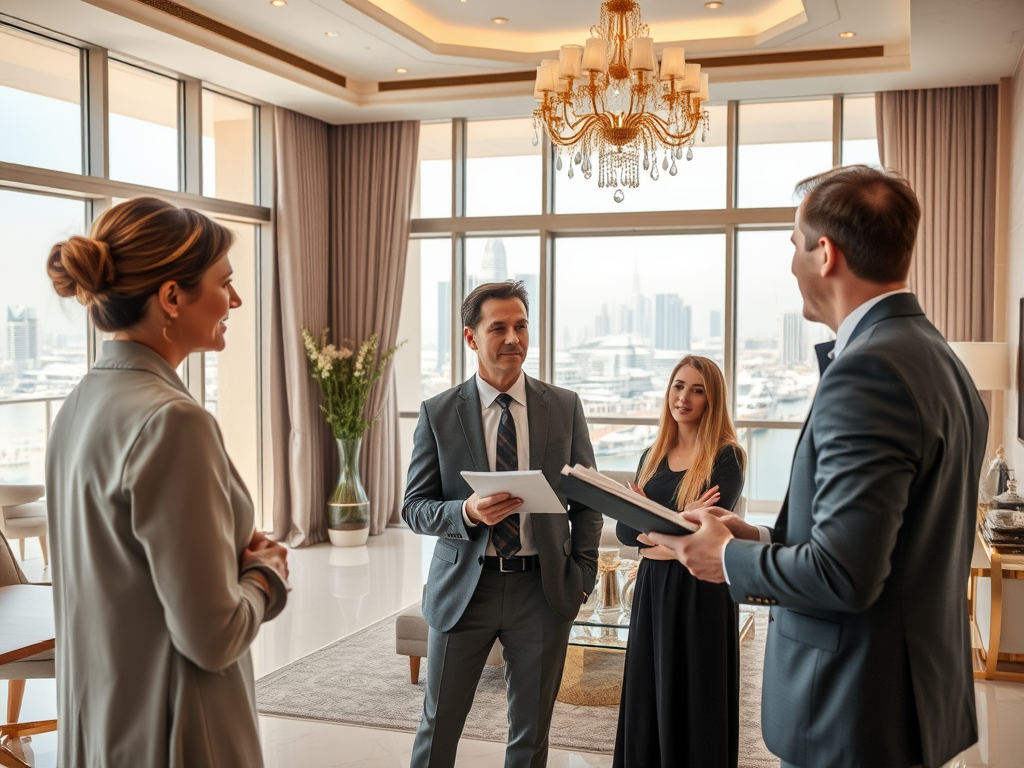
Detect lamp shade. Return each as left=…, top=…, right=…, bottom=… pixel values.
left=534, top=59, right=560, bottom=98
left=660, top=47, right=686, bottom=79
left=948, top=342, right=1011, bottom=391
left=675, top=63, right=701, bottom=92
left=630, top=37, right=655, bottom=71
left=559, top=44, right=583, bottom=79
left=582, top=38, right=608, bottom=72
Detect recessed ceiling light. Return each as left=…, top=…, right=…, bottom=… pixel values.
left=492, top=17, right=509, bottom=25
left=269, top=0, right=287, bottom=6
left=396, top=67, right=408, bottom=74
left=705, top=1, right=723, bottom=8
left=325, top=31, right=340, bottom=37
left=839, top=31, right=856, bottom=38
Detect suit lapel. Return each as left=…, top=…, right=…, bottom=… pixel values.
left=525, top=376, right=550, bottom=472
left=455, top=377, right=488, bottom=472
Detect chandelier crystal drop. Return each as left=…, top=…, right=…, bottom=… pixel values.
left=533, top=0, right=710, bottom=203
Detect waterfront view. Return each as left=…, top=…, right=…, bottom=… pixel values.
left=411, top=231, right=832, bottom=505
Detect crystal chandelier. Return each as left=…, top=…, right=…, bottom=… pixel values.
left=532, top=0, right=710, bottom=203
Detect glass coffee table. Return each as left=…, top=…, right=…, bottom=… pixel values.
left=557, top=607, right=756, bottom=706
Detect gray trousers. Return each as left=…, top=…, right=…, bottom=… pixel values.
left=411, top=567, right=573, bottom=768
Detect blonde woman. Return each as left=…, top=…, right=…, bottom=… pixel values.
left=45, top=197, right=288, bottom=767
left=613, top=355, right=745, bottom=768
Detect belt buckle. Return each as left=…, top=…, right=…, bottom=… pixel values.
left=499, top=556, right=516, bottom=573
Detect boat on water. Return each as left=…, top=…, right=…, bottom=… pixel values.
left=594, top=425, right=656, bottom=457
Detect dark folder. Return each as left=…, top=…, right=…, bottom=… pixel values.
left=558, top=473, right=693, bottom=536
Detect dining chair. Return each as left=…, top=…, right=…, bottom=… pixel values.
left=0, top=487, right=47, bottom=567
left=0, top=528, right=55, bottom=766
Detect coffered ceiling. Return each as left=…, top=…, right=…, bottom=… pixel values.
left=0, top=0, right=1021, bottom=124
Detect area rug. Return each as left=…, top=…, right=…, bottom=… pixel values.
left=256, top=607, right=777, bottom=765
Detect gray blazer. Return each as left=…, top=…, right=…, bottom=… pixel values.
left=46, top=341, right=283, bottom=768
left=403, top=375, right=603, bottom=632
left=725, top=294, right=987, bottom=768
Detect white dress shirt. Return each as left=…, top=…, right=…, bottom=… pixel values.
left=722, top=289, right=910, bottom=583
left=462, top=372, right=537, bottom=556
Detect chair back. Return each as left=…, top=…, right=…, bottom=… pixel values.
left=0, top=528, right=28, bottom=587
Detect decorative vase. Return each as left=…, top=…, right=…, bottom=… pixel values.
left=327, top=437, right=370, bottom=547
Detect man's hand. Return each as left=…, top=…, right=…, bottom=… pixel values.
left=681, top=505, right=760, bottom=541
left=648, top=510, right=735, bottom=583
left=466, top=492, right=522, bottom=525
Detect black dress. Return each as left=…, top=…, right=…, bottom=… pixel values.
left=612, top=445, right=744, bottom=768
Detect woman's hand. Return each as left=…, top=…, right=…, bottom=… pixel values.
left=243, top=530, right=290, bottom=581
left=684, top=485, right=721, bottom=513
left=628, top=482, right=646, bottom=497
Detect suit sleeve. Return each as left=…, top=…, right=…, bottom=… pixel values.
left=723, top=352, right=922, bottom=612
left=402, top=401, right=479, bottom=541
left=567, top=392, right=603, bottom=594
left=123, top=400, right=267, bottom=673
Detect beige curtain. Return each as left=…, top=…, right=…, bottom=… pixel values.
left=877, top=86, right=999, bottom=342
left=270, top=108, right=333, bottom=546
left=271, top=110, right=419, bottom=543
left=329, top=121, right=420, bottom=533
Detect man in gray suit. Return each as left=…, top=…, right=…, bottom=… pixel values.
left=651, top=166, right=987, bottom=768
left=403, top=280, right=603, bottom=768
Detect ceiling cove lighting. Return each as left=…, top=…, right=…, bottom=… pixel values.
left=395, top=67, right=408, bottom=73
left=839, top=31, right=856, bottom=38
left=492, top=18, right=509, bottom=25
left=533, top=0, right=710, bottom=203
left=269, top=0, right=287, bottom=6
left=705, top=2, right=724, bottom=8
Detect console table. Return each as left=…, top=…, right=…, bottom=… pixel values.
left=969, top=531, right=1024, bottom=682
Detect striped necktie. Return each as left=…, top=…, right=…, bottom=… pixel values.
left=491, top=393, right=521, bottom=558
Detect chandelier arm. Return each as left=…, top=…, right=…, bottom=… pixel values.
left=546, top=114, right=608, bottom=147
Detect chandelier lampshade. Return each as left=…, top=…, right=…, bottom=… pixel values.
left=533, top=0, right=711, bottom=202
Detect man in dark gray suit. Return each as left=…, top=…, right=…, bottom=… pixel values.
left=403, top=280, right=603, bottom=768
left=651, top=166, right=987, bottom=768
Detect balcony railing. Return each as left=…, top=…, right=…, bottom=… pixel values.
left=0, top=396, right=66, bottom=485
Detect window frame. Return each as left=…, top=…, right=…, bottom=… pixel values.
left=0, top=17, right=275, bottom=528
left=403, top=95, right=873, bottom=514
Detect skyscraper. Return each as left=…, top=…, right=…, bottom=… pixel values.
left=436, top=282, right=450, bottom=373
left=710, top=310, right=722, bottom=339
left=469, top=238, right=508, bottom=291
left=781, top=313, right=804, bottom=365
left=655, top=294, right=683, bottom=350
left=595, top=304, right=612, bottom=337
left=6, top=306, right=38, bottom=368
left=681, top=305, right=692, bottom=352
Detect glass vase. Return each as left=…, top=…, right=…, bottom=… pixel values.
left=327, top=437, right=370, bottom=547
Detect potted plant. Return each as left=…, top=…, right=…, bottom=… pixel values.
left=302, top=328, right=401, bottom=546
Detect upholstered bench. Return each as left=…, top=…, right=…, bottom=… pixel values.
left=396, top=602, right=503, bottom=683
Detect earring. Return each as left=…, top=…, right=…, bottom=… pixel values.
left=162, top=314, right=179, bottom=344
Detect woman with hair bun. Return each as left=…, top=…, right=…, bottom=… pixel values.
left=45, top=196, right=289, bottom=768
left=613, top=355, right=746, bottom=768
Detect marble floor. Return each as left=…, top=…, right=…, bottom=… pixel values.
left=4, top=529, right=1024, bottom=767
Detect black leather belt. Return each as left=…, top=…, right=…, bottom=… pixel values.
left=483, top=555, right=540, bottom=572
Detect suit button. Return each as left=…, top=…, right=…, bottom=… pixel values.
left=478, top=556, right=484, bottom=565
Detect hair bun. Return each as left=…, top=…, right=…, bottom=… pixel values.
left=48, top=235, right=117, bottom=302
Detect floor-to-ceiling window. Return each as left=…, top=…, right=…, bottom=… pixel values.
left=0, top=19, right=273, bottom=525
left=395, top=94, right=879, bottom=521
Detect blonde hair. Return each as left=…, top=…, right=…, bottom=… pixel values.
left=636, top=355, right=745, bottom=510
left=47, top=197, right=233, bottom=332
